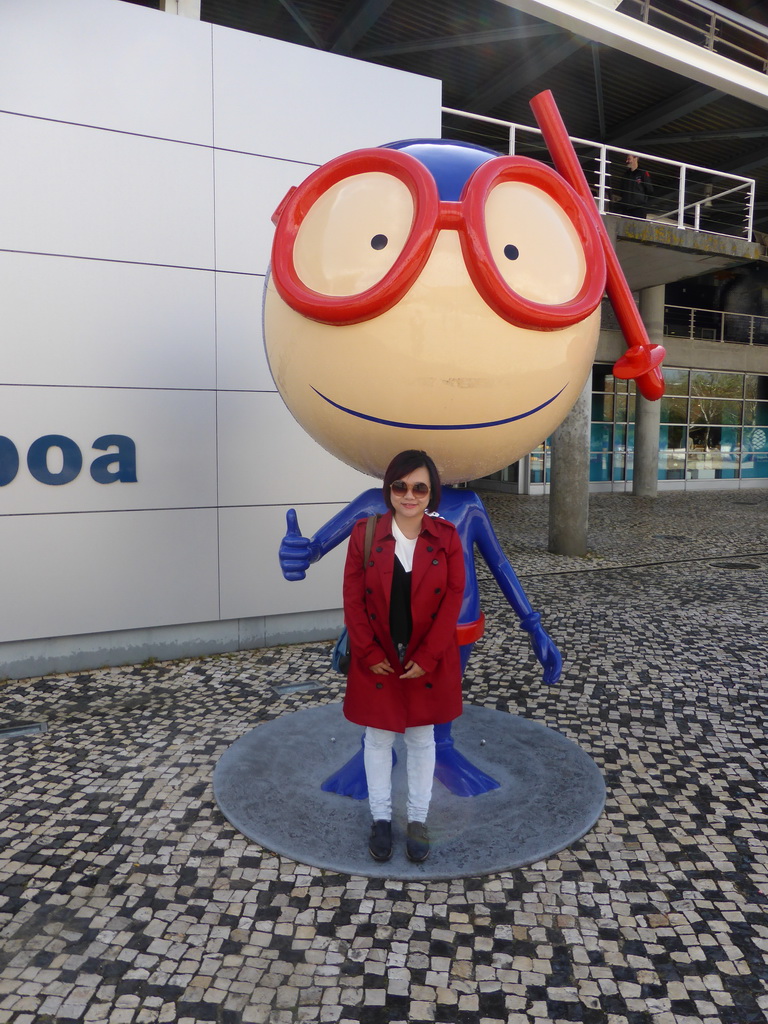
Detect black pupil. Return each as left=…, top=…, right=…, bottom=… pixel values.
left=371, top=234, right=388, bottom=250
left=504, top=244, right=519, bottom=260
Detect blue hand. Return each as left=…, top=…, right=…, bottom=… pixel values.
left=279, top=508, right=313, bottom=581
left=521, top=615, right=562, bottom=684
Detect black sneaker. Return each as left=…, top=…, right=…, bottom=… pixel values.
left=369, top=819, right=393, bottom=861
left=406, top=821, right=430, bottom=863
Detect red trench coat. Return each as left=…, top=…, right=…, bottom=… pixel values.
left=342, top=511, right=465, bottom=733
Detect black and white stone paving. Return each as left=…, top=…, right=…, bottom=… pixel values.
left=1, top=490, right=767, bottom=1024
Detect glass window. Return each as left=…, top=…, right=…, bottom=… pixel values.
left=529, top=441, right=550, bottom=484
left=659, top=452, right=686, bottom=480
left=660, top=424, right=686, bottom=450
left=687, top=448, right=739, bottom=480
left=744, top=424, right=768, bottom=453
left=690, top=371, right=742, bottom=399
left=742, top=401, right=768, bottom=429
left=663, top=368, right=689, bottom=395
left=590, top=365, right=634, bottom=484
left=690, top=398, right=742, bottom=426
left=661, top=395, right=688, bottom=423
left=582, top=368, right=768, bottom=489
left=658, top=425, right=686, bottom=480
left=590, top=452, right=611, bottom=481
left=591, top=424, right=613, bottom=450
left=592, top=366, right=611, bottom=390
left=689, top=424, right=715, bottom=449
left=741, top=452, right=768, bottom=478
left=592, top=392, right=614, bottom=422
left=720, top=426, right=741, bottom=454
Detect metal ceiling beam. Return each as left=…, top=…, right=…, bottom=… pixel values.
left=720, top=141, right=768, bottom=174
left=328, top=0, right=396, bottom=53
left=466, top=34, right=585, bottom=114
left=640, top=126, right=768, bottom=145
left=495, top=0, right=768, bottom=110
left=275, top=0, right=325, bottom=48
left=357, top=23, right=561, bottom=59
left=609, top=85, right=726, bottom=145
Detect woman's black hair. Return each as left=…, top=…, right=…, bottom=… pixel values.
left=382, top=450, right=442, bottom=514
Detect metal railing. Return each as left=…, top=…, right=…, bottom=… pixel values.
left=442, top=107, right=756, bottom=241
left=664, top=304, right=768, bottom=345
left=619, top=0, right=768, bottom=74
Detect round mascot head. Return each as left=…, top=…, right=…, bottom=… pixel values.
left=264, top=139, right=606, bottom=484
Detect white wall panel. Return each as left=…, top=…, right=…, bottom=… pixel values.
left=0, top=508, right=219, bottom=643
left=0, top=1, right=444, bottom=667
left=0, top=113, right=215, bottom=267
left=216, top=272, right=274, bottom=392
left=1, top=253, right=216, bottom=389
left=219, top=503, right=348, bottom=620
left=212, top=28, right=443, bottom=163
left=214, top=152, right=309, bottom=275
left=217, top=392, right=372, bottom=507
left=0, top=386, right=217, bottom=514
left=0, top=0, right=213, bottom=144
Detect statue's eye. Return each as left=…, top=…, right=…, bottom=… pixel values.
left=485, top=182, right=586, bottom=303
left=293, top=173, right=413, bottom=296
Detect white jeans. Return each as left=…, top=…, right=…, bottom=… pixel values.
left=364, top=725, right=435, bottom=823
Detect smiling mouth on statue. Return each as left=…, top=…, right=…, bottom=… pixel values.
left=310, top=386, right=566, bottom=430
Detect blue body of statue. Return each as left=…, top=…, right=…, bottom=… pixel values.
left=279, top=486, right=561, bottom=798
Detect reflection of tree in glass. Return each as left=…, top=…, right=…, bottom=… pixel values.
left=661, top=396, right=688, bottom=423
left=663, top=369, right=689, bottom=395
left=689, top=373, right=742, bottom=449
left=745, top=374, right=759, bottom=401
left=690, top=371, right=742, bottom=398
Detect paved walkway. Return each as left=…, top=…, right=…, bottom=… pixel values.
left=1, top=489, right=767, bottom=1024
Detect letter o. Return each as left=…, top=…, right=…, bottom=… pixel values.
left=27, top=435, right=83, bottom=486
left=0, top=436, right=20, bottom=487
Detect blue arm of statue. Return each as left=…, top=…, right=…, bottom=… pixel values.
left=441, top=488, right=562, bottom=684
left=278, top=488, right=386, bottom=581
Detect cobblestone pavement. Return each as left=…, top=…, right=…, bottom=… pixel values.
left=1, top=489, right=767, bottom=1024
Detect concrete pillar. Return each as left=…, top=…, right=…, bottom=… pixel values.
left=632, top=285, right=664, bottom=497
left=548, top=372, right=592, bottom=556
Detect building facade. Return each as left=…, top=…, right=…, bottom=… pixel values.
left=0, top=0, right=765, bottom=678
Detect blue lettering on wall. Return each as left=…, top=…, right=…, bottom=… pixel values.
left=91, top=435, right=138, bottom=484
left=28, top=434, right=83, bottom=485
left=0, top=435, right=137, bottom=487
left=0, top=436, right=21, bottom=487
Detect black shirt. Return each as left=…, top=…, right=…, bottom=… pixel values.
left=389, top=557, right=412, bottom=656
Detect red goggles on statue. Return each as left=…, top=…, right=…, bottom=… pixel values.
left=270, top=147, right=606, bottom=330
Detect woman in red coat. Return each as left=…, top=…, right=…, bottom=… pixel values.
left=342, top=450, right=465, bottom=863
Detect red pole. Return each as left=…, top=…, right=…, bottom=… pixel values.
left=529, top=90, right=665, bottom=401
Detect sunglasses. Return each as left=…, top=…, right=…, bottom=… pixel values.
left=391, top=480, right=430, bottom=497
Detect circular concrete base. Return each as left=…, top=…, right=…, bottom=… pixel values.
left=213, top=704, right=605, bottom=880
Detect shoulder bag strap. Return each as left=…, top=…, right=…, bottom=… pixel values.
left=363, top=514, right=378, bottom=563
